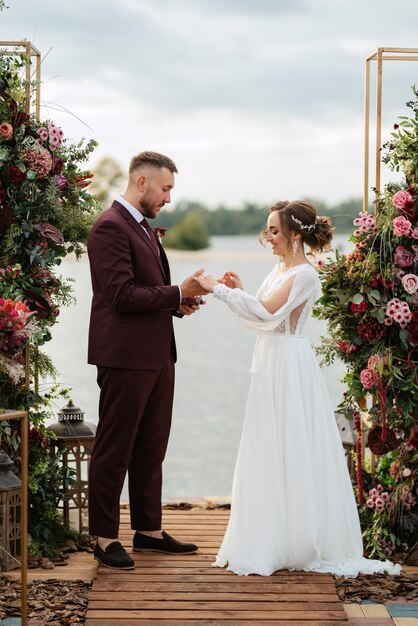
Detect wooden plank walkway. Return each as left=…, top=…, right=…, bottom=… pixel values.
left=86, top=506, right=349, bottom=625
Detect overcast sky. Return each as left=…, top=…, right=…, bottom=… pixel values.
left=1, top=0, right=418, bottom=207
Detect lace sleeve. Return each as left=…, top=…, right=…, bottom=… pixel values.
left=213, top=268, right=319, bottom=332
left=213, top=284, right=230, bottom=303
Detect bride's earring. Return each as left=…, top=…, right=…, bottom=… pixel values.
left=292, top=239, right=298, bottom=256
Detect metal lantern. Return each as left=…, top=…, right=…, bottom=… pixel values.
left=0, top=450, right=22, bottom=572
left=48, top=400, right=96, bottom=533
left=335, top=411, right=355, bottom=477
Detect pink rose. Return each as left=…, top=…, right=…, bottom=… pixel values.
left=402, top=273, right=418, bottom=294
left=0, top=122, right=13, bottom=140
left=394, top=245, right=414, bottom=267
left=412, top=228, right=418, bottom=239
left=393, top=216, right=412, bottom=237
left=317, top=258, right=326, bottom=268
left=393, top=190, right=414, bottom=209
left=360, top=368, right=377, bottom=389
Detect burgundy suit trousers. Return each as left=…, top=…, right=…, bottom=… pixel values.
left=88, top=361, right=175, bottom=538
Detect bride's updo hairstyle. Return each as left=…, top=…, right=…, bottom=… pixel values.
left=260, top=200, right=333, bottom=253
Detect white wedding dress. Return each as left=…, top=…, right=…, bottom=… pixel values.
left=212, top=263, right=401, bottom=577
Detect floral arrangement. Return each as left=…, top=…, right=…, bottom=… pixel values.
left=0, top=50, right=100, bottom=555
left=314, top=87, right=418, bottom=560
left=0, top=55, right=98, bottom=269
left=0, top=52, right=99, bottom=356
left=0, top=296, right=38, bottom=383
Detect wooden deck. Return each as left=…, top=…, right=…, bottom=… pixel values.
left=86, top=506, right=349, bottom=625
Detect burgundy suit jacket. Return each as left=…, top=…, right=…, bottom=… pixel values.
left=87, top=201, right=181, bottom=369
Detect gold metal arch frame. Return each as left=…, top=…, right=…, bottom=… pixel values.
left=0, top=411, right=28, bottom=626
left=0, top=40, right=41, bottom=626
left=0, top=40, right=41, bottom=121
left=361, top=48, right=418, bottom=473
left=364, top=47, right=418, bottom=212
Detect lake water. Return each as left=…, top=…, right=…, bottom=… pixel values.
left=44, top=234, right=352, bottom=500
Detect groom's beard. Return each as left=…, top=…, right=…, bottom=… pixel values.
left=140, top=194, right=164, bottom=219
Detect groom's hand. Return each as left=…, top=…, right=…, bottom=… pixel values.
left=180, top=268, right=209, bottom=297
left=178, top=303, right=198, bottom=316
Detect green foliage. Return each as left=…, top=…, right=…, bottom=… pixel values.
left=382, top=86, right=418, bottom=183
left=27, top=421, right=77, bottom=556
left=164, top=209, right=209, bottom=250
left=0, top=52, right=98, bottom=556
left=357, top=446, right=417, bottom=560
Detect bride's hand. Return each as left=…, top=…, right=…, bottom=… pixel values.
left=220, top=271, right=244, bottom=290
left=194, top=274, right=218, bottom=293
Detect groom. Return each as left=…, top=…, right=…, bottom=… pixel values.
left=87, top=151, right=207, bottom=569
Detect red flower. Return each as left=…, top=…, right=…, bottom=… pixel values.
left=408, top=427, right=418, bottom=449
left=9, top=165, right=26, bottom=183
left=357, top=318, right=385, bottom=342
left=381, top=277, right=394, bottom=289
left=338, top=340, right=357, bottom=353
left=154, top=226, right=167, bottom=238
left=351, top=301, right=368, bottom=314
left=409, top=327, right=418, bottom=345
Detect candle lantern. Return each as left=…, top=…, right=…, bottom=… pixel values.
left=0, top=450, right=22, bottom=572
left=48, top=400, right=96, bottom=533
left=335, top=411, right=356, bottom=477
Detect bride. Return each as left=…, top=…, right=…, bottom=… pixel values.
left=195, top=199, right=401, bottom=577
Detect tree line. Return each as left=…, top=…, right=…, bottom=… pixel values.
left=155, top=197, right=362, bottom=237
left=88, top=157, right=363, bottom=249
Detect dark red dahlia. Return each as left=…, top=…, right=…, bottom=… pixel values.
left=9, top=165, right=26, bottom=183
left=357, top=318, right=385, bottom=342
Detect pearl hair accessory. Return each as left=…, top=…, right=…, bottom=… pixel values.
left=291, top=214, right=318, bottom=232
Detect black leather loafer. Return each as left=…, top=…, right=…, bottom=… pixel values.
left=133, top=531, right=198, bottom=554
left=94, top=541, right=135, bottom=569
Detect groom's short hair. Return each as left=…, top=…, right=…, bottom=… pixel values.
left=129, top=151, right=178, bottom=174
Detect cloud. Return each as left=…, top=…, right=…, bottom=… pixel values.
left=1, top=0, right=417, bottom=205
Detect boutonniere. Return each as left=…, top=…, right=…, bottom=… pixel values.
left=153, top=226, right=167, bottom=243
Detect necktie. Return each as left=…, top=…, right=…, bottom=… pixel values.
left=142, top=218, right=159, bottom=255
